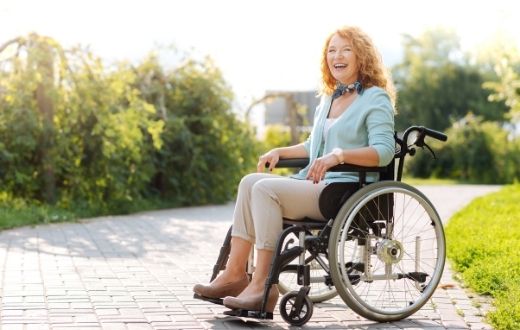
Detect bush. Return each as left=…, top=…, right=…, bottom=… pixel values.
left=260, top=124, right=310, bottom=175
left=263, top=124, right=293, bottom=151
left=137, top=57, right=260, bottom=204
left=446, top=184, right=520, bottom=329
left=0, top=35, right=259, bottom=225
left=406, top=114, right=520, bottom=183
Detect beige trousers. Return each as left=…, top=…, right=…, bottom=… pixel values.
left=231, top=173, right=327, bottom=251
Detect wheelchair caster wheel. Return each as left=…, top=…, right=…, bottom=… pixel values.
left=279, top=291, right=313, bottom=326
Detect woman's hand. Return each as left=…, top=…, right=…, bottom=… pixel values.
left=306, top=152, right=341, bottom=183
left=257, top=149, right=281, bottom=172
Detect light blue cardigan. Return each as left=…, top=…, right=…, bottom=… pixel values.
left=292, top=86, right=395, bottom=183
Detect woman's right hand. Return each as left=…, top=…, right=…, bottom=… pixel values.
left=257, top=149, right=280, bottom=172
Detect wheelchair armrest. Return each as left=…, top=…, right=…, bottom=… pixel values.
left=273, top=158, right=387, bottom=174
left=330, top=164, right=387, bottom=173
left=274, top=158, right=310, bottom=168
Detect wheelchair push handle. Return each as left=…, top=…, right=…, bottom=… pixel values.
left=421, top=126, right=447, bottom=142
left=401, top=126, right=448, bottom=150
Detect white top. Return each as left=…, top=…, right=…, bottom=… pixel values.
left=323, top=117, right=337, bottom=141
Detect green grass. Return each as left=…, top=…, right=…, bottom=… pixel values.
left=446, top=184, right=520, bottom=330
left=0, top=204, right=77, bottom=230
left=0, top=194, right=181, bottom=231
left=402, top=176, right=460, bottom=185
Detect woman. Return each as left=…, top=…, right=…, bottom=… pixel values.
left=193, top=25, right=396, bottom=313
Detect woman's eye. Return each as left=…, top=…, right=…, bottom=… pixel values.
left=328, top=49, right=336, bottom=53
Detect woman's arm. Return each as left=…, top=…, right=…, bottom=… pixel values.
left=305, top=146, right=379, bottom=184
left=274, top=143, right=309, bottom=159
left=307, top=89, right=395, bottom=182
left=334, top=90, right=394, bottom=167
left=257, top=143, right=309, bottom=172
left=335, top=146, right=380, bottom=167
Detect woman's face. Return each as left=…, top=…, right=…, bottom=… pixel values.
left=327, top=34, right=359, bottom=85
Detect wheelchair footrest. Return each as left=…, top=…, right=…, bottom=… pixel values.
left=193, top=293, right=223, bottom=305
left=223, top=309, right=273, bottom=320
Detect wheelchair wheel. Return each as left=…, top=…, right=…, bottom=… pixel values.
left=329, top=181, right=445, bottom=322
left=279, top=291, right=314, bottom=326
left=278, top=231, right=338, bottom=302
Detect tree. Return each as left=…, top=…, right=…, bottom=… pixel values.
left=0, top=34, right=261, bottom=212
left=480, top=36, right=520, bottom=123
left=392, top=28, right=508, bottom=131
left=0, top=34, right=66, bottom=203
left=406, top=114, right=518, bottom=183
left=135, top=55, right=260, bottom=204
left=0, top=34, right=164, bottom=209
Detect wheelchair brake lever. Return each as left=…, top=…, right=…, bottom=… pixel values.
left=423, top=142, right=437, bottom=160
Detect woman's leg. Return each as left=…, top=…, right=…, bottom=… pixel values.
left=222, top=248, right=279, bottom=312
left=251, top=177, right=327, bottom=250
left=193, top=236, right=251, bottom=298
left=193, top=173, right=280, bottom=298
left=230, top=173, right=282, bottom=245
left=218, top=173, right=282, bottom=283
left=239, top=248, right=273, bottom=292
left=224, top=177, right=327, bottom=311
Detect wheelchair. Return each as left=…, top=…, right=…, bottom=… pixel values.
left=195, top=125, right=448, bottom=326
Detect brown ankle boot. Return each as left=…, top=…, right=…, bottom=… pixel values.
left=193, top=273, right=249, bottom=299
left=223, top=284, right=279, bottom=313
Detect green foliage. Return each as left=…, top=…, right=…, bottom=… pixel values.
left=397, top=29, right=520, bottom=184
left=263, top=124, right=292, bottom=151
left=0, top=192, right=75, bottom=229
left=446, top=185, right=520, bottom=329
left=400, top=177, right=459, bottom=185
left=0, top=37, right=166, bottom=211
left=136, top=56, right=260, bottom=204
left=58, top=58, right=164, bottom=210
left=393, top=28, right=508, bottom=131
left=0, top=34, right=259, bottom=226
left=261, top=124, right=309, bottom=175
left=262, top=124, right=310, bottom=151
left=481, top=38, right=520, bottom=123
left=406, top=114, right=520, bottom=183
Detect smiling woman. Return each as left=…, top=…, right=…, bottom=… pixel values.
left=193, top=25, right=396, bottom=319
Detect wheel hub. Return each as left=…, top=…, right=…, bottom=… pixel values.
left=377, top=239, right=404, bottom=264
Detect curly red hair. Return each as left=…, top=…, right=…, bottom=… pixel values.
left=320, top=26, right=396, bottom=106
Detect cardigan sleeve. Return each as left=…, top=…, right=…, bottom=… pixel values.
left=303, top=136, right=311, bottom=154
left=365, top=90, right=395, bottom=166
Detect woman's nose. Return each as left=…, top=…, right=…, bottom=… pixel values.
left=333, top=52, right=344, bottom=60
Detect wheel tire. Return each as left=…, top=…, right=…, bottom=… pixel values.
left=329, top=181, right=445, bottom=322
left=279, top=291, right=314, bottom=326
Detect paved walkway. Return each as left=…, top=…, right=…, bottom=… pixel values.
left=0, top=185, right=500, bottom=329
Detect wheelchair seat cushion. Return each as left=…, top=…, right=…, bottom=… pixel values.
left=319, top=182, right=360, bottom=220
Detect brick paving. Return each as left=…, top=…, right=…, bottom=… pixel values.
left=0, top=185, right=500, bottom=329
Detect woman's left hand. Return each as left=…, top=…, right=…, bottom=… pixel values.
left=306, top=153, right=340, bottom=184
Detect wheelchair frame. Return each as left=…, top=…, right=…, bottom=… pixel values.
left=195, top=125, right=448, bottom=326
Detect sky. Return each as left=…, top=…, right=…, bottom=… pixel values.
left=1, top=0, right=519, bottom=114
